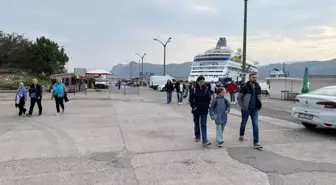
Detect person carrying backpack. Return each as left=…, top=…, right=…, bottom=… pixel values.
left=209, top=87, right=230, bottom=147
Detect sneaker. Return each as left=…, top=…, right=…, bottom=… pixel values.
left=26, top=114, right=31, bottom=117
left=55, top=113, right=60, bottom=116
left=203, top=141, right=211, bottom=146
left=61, top=109, right=64, bottom=114
left=239, top=136, right=244, bottom=142
left=218, top=142, right=224, bottom=147
left=254, top=143, right=263, bottom=149
left=195, top=138, right=200, bottom=142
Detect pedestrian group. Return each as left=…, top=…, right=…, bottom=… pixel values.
left=15, top=77, right=69, bottom=117
left=164, top=73, right=263, bottom=149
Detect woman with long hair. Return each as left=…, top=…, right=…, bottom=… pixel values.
left=15, top=82, right=27, bottom=116
left=189, top=76, right=211, bottom=146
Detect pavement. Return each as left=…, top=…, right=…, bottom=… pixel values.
left=0, top=89, right=336, bottom=185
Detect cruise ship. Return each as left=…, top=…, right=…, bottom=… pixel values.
left=188, top=37, right=258, bottom=83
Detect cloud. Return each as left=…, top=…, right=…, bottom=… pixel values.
left=1, top=0, right=335, bottom=71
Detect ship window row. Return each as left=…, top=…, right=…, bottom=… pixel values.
left=194, top=57, right=231, bottom=62
left=192, top=66, right=224, bottom=70
left=191, top=71, right=223, bottom=73
left=228, top=67, right=240, bottom=72
left=196, top=54, right=231, bottom=58
left=190, top=75, right=226, bottom=78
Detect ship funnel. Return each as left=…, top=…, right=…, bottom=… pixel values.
left=216, top=37, right=227, bottom=48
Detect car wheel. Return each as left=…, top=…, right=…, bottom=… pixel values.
left=302, top=122, right=317, bottom=129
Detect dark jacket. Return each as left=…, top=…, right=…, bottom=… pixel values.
left=29, top=83, right=43, bottom=99
left=174, top=82, right=186, bottom=93
left=165, top=82, right=174, bottom=92
left=189, top=85, right=211, bottom=115
left=237, top=81, right=262, bottom=110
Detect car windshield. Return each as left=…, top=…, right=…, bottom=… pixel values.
left=309, top=86, right=336, bottom=96
left=95, top=78, right=107, bottom=82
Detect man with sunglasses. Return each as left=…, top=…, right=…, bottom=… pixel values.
left=237, top=72, right=263, bottom=149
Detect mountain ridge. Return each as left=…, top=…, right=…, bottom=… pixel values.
left=111, top=59, right=336, bottom=79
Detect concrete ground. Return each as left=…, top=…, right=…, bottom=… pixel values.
left=0, top=89, right=336, bottom=185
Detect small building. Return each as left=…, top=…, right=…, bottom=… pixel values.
left=268, top=77, right=303, bottom=100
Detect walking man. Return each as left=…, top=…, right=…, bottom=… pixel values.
left=237, top=73, right=263, bottom=149
left=227, top=80, right=238, bottom=104
left=27, top=78, right=43, bottom=117
left=164, top=80, right=174, bottom=104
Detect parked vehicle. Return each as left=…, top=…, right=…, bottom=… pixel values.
left=95, top=78, right=109, bottom=89
left=149, top=75, right=176, bottom=90
left=292, top=85, right=336, bottom=129
left=259, top=82, right=270, bottom=95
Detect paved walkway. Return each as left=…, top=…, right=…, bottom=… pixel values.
left=0, top=92, right=336, bottom=184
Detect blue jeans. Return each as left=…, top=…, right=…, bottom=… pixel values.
left=166, top=91, right=172, bottom=103
left=216, top=124, right=225, bottom=143
left=193, top=114, right=208, bottom=144
left=240, top=109, right=259, bottom=144
left=230, top=92, right=236, bottom=102
left=177, top=92, right=183, bottom=103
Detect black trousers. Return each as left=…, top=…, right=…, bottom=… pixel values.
left=28, top=98, right=42, bottom=115
left=55, top=97, right=64, bottom=113
left=18, top=97, right=26, bottom=115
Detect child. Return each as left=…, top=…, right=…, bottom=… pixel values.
left=209, top=87, right=230, bottom=147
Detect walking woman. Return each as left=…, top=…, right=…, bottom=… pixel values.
left=52, top=77, right=67, bottom=115
left=189, top=75, right=211, bottom=146
left=174, top=80, right=186, bottom=104
left=15, top=82, right=27, bottom=116
left=164, top=80, right=174, bottom=104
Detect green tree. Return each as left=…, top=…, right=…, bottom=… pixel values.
left=27, top=36, right=69, bottom=75
left=0, top=31, right=31, bottom=70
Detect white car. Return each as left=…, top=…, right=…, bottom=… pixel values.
left=292, top=85, right=336, bottom=129
left=157, top=84, right=166, bottom=91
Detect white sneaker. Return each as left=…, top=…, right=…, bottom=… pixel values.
left=55, top=113, right=60, bottom=116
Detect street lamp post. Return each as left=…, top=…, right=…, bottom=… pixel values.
left=134, top=53, right=147, bottom=85
left=154, top=37, right=171, bottom=76
left=242, top=0, right=248, bottom=82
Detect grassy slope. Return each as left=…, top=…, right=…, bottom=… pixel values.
left=0, top=72, right=49, bottom=90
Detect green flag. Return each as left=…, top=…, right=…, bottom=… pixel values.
left=301, top=67, right=309, bottom=93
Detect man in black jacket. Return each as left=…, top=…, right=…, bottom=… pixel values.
left=237, top=73, right=263, bottom=149
left=164, top=80, right=174, bottom=104
left=27, top=78, right=43, bottom=116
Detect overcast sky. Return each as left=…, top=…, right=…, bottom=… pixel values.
left=1, top=0, right=336, bottom=71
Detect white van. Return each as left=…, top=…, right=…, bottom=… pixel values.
left=149, top=75, right=176, bottom=90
